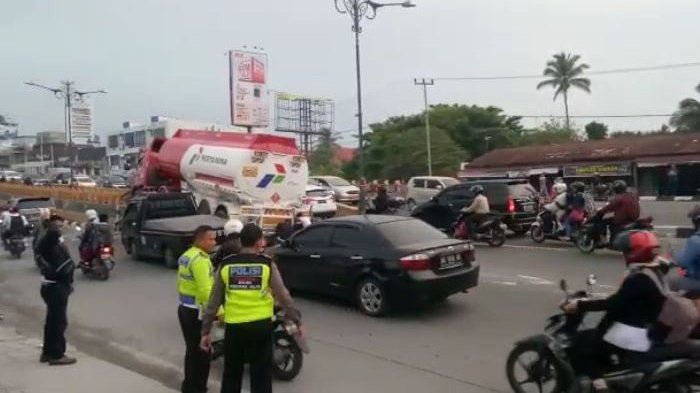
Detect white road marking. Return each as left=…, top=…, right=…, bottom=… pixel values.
left=501, top=244, right=570, bottom=252
left=487, top=280, right=518, bottom=286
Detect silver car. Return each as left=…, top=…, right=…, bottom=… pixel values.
left=309, top=176, right=360, bottom=203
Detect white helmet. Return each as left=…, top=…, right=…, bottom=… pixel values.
left=224, top=219, right=244, bottom=236
left=85, top=209, right=98, bottom=222
left=299, top=216, right=312, bottom=228
left=553, top=183, right=568, bottom=194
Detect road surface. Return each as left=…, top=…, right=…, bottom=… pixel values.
left=0, top=230, right=681, bottom=393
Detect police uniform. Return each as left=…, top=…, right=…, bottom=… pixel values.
left=222, top=253, right=274, bottom=393
left=177, top=246, right=214, bottom=393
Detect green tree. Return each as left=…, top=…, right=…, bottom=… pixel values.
left=536, top=53, right=591, bottom=130
left=308, top=129, right=342, bottom=176
left=518, top=118, right=578, bottom=146
left=584, top=121, right=608, bottom=140
left=671, top=83, right=700, bottom=132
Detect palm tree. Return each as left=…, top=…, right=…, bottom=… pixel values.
left=671, top=84, right=700, bottom=132
left=536, top=53, right=591, bottom=130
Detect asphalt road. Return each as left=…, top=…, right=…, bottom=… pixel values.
left=0, top=231, right=682, bottom=393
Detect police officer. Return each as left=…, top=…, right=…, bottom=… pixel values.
left=177, top=225, right=217, bottom=393
left=200, top=223, right=300, bottom=393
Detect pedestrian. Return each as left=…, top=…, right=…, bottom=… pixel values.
left=200, top=223, right=301, bottom=393
left=667, top=164, right=678, bottom=197
left=177, top=225, right=218, bottom=393
left=36, top=214, right=77, bottom=365
left=32, top=208, right=51, bottom=266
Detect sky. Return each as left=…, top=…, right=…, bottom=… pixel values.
left=2, top=0, right=699, bottom=147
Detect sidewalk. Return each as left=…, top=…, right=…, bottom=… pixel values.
left=0, top=323, right=176, bottom=393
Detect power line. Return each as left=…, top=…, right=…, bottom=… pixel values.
left=430, top=61, right=700, bottom=81
left=515, top=114, right=672, bottom=119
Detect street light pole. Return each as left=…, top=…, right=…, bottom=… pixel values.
left=484, top=136, right=492, bottom=153
left=25, top=81, right=106, bottom=182
left=334, top=0, right=415, bottom=212
left=414, top=78, right=434, bottom=176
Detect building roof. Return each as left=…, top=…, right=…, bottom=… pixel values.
left=332, top=146, right=356, bottom=164
left=469, top=133, right=700, bottom=169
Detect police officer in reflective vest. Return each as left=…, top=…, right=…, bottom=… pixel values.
left=177, top=225, right=217, bottom=393
left=200, top=223, right=300, bottom=393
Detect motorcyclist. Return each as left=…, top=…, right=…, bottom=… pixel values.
left=669, top=206, right=700, bottom=292
left=543, top=182, right=568, bottom=236
left=2, top=207, right=29, bottom=247
left=461, top=185, right=490, bottom=238
left=594, top=180, right=640, bottom=245
left=566, top=181, right=588, bottom=236
left=212, top=219, right=243, bottom=270
left=78, top=209, right=100, bottom=265
left=563, top=230, right=669, bottom=392
left=367, top=186, right=389, bottom=214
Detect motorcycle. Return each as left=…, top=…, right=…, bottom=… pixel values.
left=77, top=225, right=115, bottom=281
left=7, top=235, right=26, bottom=258
left=530, top=210, right=580, bottom=244
left=453, top=213, right=506, bottom=247
left=506, top=275, right=700, bottom=393
left=211, top=307, right=309, bottom=381
left=576, top=215, right=653, bottom=254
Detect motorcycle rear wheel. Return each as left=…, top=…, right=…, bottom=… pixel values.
left=506, top=342, right=564, bottom=393
left=576, top=233, right=596, bottom=254
left=488, top=228, right=506, bottom=247
left=272, top=340, right=303, bottom=381
left=530, top=226, right=546, bottom=244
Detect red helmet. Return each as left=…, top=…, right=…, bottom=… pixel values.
left=613, top=230, right=660, bottom=264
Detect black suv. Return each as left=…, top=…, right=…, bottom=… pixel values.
left=411, top=179, right=540, bottom=234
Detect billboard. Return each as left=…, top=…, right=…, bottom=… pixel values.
left=563, top=163, right=631, bottom=177
left=70, top=98, right=93, bottom=140
left=230, top=50, right=269, bottom=127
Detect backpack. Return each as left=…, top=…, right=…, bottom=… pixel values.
left=639, top=268, right=700, bottom=344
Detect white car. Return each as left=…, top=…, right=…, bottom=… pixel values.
left=72, top=176, right=98, bottom=188
left=304, top=185, right=337, bottom=218
left=309, top=176, right=360, bottom=203
left=406, top=176, right=460, bottom=210
left=0, top=170, right=25, bottom=182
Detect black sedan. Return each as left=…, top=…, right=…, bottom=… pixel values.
left=273, top=215, right=479, bottom=316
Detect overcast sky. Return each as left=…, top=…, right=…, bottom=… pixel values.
left=2, top=0, right=699, bottom=146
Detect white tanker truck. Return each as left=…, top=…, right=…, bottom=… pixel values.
left=132, top=129, right=309, bottom=232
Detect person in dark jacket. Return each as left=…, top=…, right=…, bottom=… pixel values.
left=563, top=230, right=666, bottom=392
left=37, top=214, right=77, bottom=366
left=32, top=209, right=51, bottom=267
left=213, top=219, right=243, bottom=269
left=368, top=186, right=389, bottom=214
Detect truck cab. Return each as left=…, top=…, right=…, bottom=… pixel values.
left=118, top=192, right=227, bottom=269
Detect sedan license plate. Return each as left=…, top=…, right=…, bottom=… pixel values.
left=440, top=254, right=463, bottom=270
left=317, top=200, right=326, bottom=204
left=523, top=204, right=534, bottom=213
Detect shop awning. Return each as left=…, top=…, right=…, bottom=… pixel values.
left=636, top=155, right=700, bottom=167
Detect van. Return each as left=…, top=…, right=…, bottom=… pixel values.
left=406, top=176, right=460, bottom=210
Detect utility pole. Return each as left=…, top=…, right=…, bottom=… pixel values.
left=25, top=81, right=106, bottom=182
left=414, top=78, right=434, bottom=176
left=334, top=0, right=415, bottom=213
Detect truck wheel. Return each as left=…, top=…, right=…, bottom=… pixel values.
left=198, top=200, right=211, bottom=215
left=214, top=206, right=228, bottom=219
left=164, top=248, right=178, bottom=270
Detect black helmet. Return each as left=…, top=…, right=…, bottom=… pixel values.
left=688, top=205, right=700, bottom=228
left=470, top=185, right=484, bottom=195
left=570, top=181, right=585, bottom=193
left=612, top=180, right=627, bottom=194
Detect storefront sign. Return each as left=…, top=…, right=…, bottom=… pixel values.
left=563, top=163, right=631, bottom=177
left=230, top=50, right=269, bottom=127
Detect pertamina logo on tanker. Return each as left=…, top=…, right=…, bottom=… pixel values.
left=256, top=164, right=286, bottom=188
left=189, top=146, right=228, bottom=166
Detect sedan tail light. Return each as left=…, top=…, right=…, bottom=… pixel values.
left=101, top=246, right=113, bottom=255
left=399, top=253, right=432, bottom=271
left=506, top=196, right=515, bottom=213
left=302, top=197, right=312, bottom=205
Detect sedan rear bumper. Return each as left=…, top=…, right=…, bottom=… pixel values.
left=387, top=264, right=480, bottom=303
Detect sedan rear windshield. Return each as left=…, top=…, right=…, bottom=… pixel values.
left=377, top=219, right=448, bottom=247
left=16, top=199, right=54, bottom=209
left=324, top=177, right=351, bottom=187
left=307, top=189, right=329, bottom=197
left=509, top=183, right=538, bottom=197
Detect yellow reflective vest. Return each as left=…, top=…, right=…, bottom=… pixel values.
left=177, top=246, right=213, bottom=308
left=220, top=254, right=274, bottom=324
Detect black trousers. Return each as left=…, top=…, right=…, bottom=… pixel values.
left=221, top=319, right=273, bottom=393
left=40, top=283, right=71, bottom=359
left=178, top=306, right=211, bottom=393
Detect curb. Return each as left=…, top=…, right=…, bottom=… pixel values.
left=639, top=196, right=699, bottom=202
